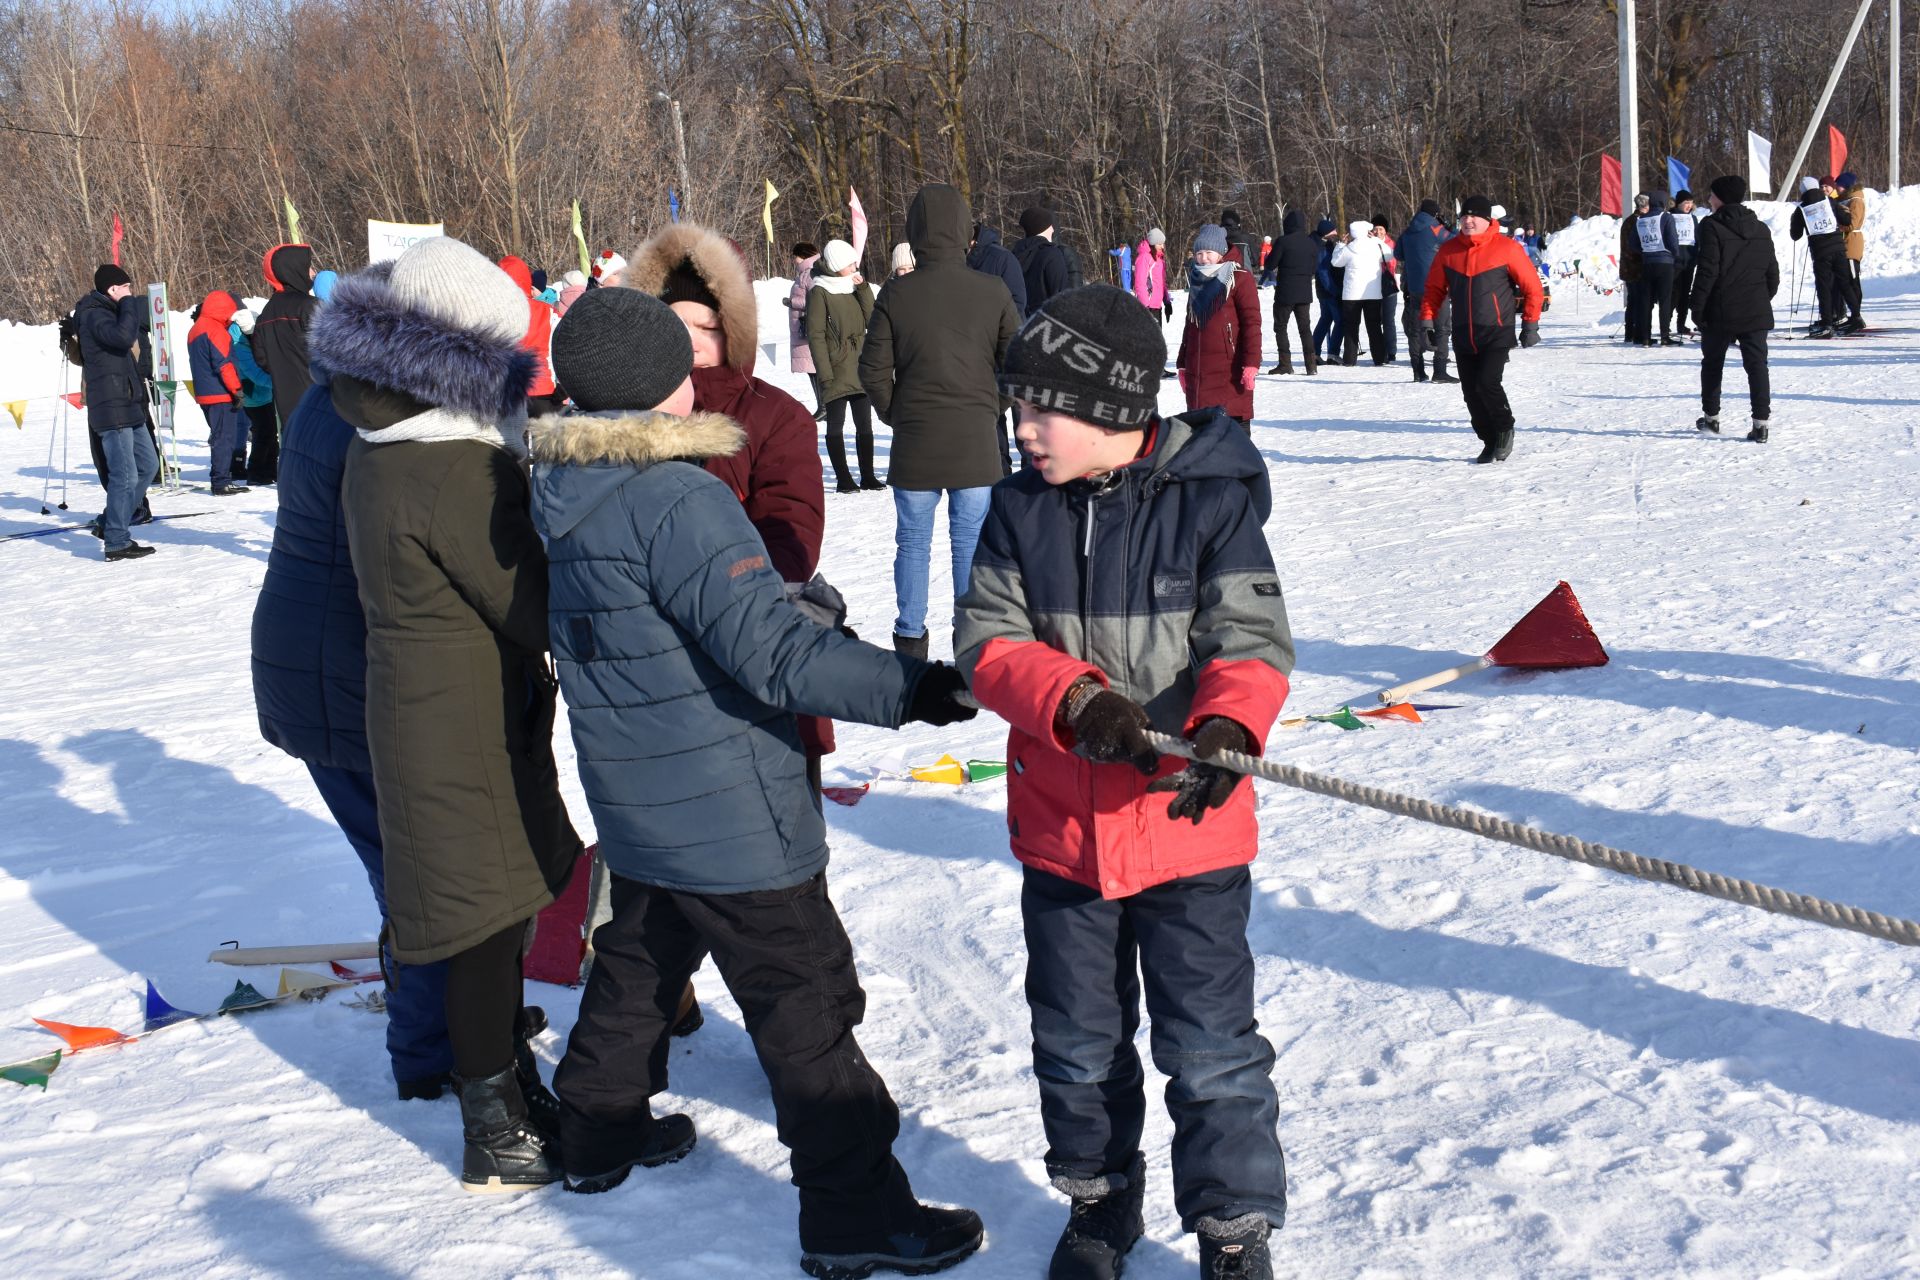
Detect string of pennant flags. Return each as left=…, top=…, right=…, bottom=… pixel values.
left=1, top=962, right=379, bottom=1090
left=7, top=381, right=200, bottom=429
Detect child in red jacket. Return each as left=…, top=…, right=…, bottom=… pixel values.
left=956, top=285, right=1293, bottom=1280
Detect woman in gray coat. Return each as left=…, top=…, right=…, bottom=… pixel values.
left=312, top=236, right=580, bottom=1195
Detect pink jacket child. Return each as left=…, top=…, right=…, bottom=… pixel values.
left=1133, top=230, right=1169, bottom=310
left=787, top=252, right=819, bottom=375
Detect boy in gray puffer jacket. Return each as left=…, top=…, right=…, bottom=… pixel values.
left=529, top=286, right=985, bottom=1279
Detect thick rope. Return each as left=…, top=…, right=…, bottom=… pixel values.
left=1138, top=728, right=1920, bottom=949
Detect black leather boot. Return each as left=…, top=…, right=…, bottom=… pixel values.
left=455, top=1065, right=561, bottom=1194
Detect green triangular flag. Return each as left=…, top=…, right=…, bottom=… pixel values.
left=218, top=981, right=274, bottom=1014
left=1307, top=705, right=1371, bottom=731
left=965, top=760, right=1008, bottom=782
left=1, top=1050, right=61, bottom=1089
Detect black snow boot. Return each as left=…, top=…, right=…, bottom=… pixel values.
left=799, top=1203, right=985, bottom=1279
left=1196, top=1214, right=1274, bottom=1280
left=1048, top=1155, right=1146, bottom=1280
left=671, top=979, right=705, bottom=1037
left=562, top=1112, right=697, bottom=1194
left=516, top=1040, right=563, bottom=1140
left=1695, top=415, right=1720, bottom=434
left=1472, top=441, right=1497, bottom=465
left=455, top=1065, right=561, bottom=1194
left=1748, top=418, right=1770, bottom=443
left=892, top=632, right=930, bottom=661
left=1492, top=429, right=1514, bottom=461
left=1433, top=371, right=1458, bottom=384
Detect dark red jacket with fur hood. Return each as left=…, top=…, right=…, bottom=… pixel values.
left=625, top=222, right=835, bottom=754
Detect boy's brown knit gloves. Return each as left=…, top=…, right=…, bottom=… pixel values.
left=1147, top=716, right=1252, bottom=824
left=1059, top=678, right=1160, bottom=775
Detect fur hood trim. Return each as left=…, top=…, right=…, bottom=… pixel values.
left=309, top=263, right=535, bottom=422
left=625, top=222, right=759, bottom=370
left=529, top=409, right=746, bottom=468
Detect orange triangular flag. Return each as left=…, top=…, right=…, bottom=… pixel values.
left=32, top=1017, right=132, bottom=1051
left=1358, top=703, right=1422, bottom=723
left=61, top=392, right=85, bottom=411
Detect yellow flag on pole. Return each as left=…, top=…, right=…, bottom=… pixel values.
left=284, top=196, right=301, bottom=243
left=4, top=401, right=25, bottom=429
left=570, top=200, right=589, bottom=276
left=762, top=179, right=780, bottom=244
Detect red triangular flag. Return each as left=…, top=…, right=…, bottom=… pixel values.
left=822, top=784, right=869, bottom=807
left=1828, top=125, right=1848, bottom=179
left=61, top=392, right=85, bottom=410
left=110, top=212, right=123, bottom=266
left=33, top=1017, right=132, bottom=1051
left=1486, top=582, right=1610, bottom=669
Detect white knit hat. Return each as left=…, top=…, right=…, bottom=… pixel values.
left=387, top=237, right=527, bottom=346
left=821, top=239, right=859, bottom=274
left=1146, top=227, right=1166, bottom=246
left=563, top=269, right=587, bottom=288
left=1799, top=176, right=1822, bottom=193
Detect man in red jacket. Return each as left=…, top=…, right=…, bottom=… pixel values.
left=1420, top=195, right=1544, bottom=463
left=497, top=256, right=561, bottom=416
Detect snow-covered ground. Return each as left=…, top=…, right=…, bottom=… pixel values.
left=2, top=263, right=1918, bottom=1279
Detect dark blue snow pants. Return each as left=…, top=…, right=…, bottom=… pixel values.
left=305, top=763, right=453, bottom=1085
left=1021, top=864, right=1287, bottom=1232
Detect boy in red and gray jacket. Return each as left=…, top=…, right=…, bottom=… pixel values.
left=956, top=284, right=1293, bottom=1280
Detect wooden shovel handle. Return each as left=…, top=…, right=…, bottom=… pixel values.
left=1376, top=655, right=1493, bottom=705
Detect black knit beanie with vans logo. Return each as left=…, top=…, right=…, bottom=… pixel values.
left=1000, top=284, right=1164, bottom=430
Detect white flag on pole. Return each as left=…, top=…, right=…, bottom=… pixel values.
left=850, top=188, right=868, bottom=260
left=1747, top=131, right=1773, bottom=195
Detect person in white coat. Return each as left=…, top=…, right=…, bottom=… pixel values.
left=1330, top=220, right=1392, bottom=365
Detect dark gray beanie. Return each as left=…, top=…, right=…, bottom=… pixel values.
left=1000, top=285, right=1164, bottom=430
left=550, top=288, right=693, bottom=412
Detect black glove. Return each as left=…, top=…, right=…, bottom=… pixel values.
left=1520, top=321, right=1540, bottom=348
left=1421, top=322, right=1437, bottom=350
left=1146, top=717, right=1251, bottom=825
left=906, top=663, right=978, bottom=727
left=1063, top=684, right=1159, bottom=775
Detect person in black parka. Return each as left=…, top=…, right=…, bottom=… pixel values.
left=74, top=265, right=159, bottom=558
left=1690, top=175, right=1779, bottom=443
left=1011, top=207, right=1072, bottom=314
left=251, top=242, right=321, bottom=484
left=1264, top=211, right=1320, bottom=374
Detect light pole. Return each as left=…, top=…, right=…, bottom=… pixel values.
left=656, top=91, right=691, bottom=216
left=1618, top=0, right=1639, bottom=201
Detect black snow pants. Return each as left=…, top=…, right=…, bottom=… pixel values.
left=1454, top=347, right=1514, bottom=443
left=1699, top=329, right=1771, bottom=422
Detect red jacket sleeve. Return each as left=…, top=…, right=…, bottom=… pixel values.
left=1421, top=242, right=1452, bottom=321
left=741, top=384, right=825, bottom=582
left=1232, top=270, right=1261, bottom=371
left=1186, top=659, right=1289, bottom=755
left=968, top=636, right=1102, bottom=750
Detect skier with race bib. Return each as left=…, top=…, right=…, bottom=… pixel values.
left=1790, top=176, right=1852, bottom=339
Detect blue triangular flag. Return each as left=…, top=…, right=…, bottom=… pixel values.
left=143, top=980, right=201, bottom=1031
left=1667, top=155, right=1691, bottom=198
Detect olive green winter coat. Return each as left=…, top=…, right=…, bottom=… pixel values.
left=341, top=434, right=581, bottom=963
left=805, top=279, right=874, bottom=404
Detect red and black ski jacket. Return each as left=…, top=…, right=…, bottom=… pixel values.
left=1420, top=225, right=1544, bottom=355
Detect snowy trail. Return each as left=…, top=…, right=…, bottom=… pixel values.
left=1, top=285, right=1918, bottom=1278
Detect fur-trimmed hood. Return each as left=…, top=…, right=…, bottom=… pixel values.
left=309, top=261, right=535, bottom=423
left=529, top=409, right=747, bottom=541
left=624, top=223, right=759, bottom=370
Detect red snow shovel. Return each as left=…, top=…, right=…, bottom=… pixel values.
left=1376, top=581, right=1608, bottom=704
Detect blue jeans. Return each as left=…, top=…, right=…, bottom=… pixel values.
left=97, top=424, right=157, bottom=551
left=1022, top=864, right=1287, bottom=1232
left=304, top=763, right=454, bottom=1084
left=1312, top=290, right=1344, bottom=361
left=891, top=485, right=992, bottom=639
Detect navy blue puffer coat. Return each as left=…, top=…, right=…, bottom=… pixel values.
left=250, top=373, right=371, bottom=772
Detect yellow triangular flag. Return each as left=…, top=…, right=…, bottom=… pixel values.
left=284, top=195, right=301, bottom=243
left=910, top=754, right=967, bottom=785
left=4, top=401, right=25, bottom=429
left=570, top=199, right=589, bottom=275
left=183, top=380, right=194, bottom=399
left=762, top=178, right=781, bottom=243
